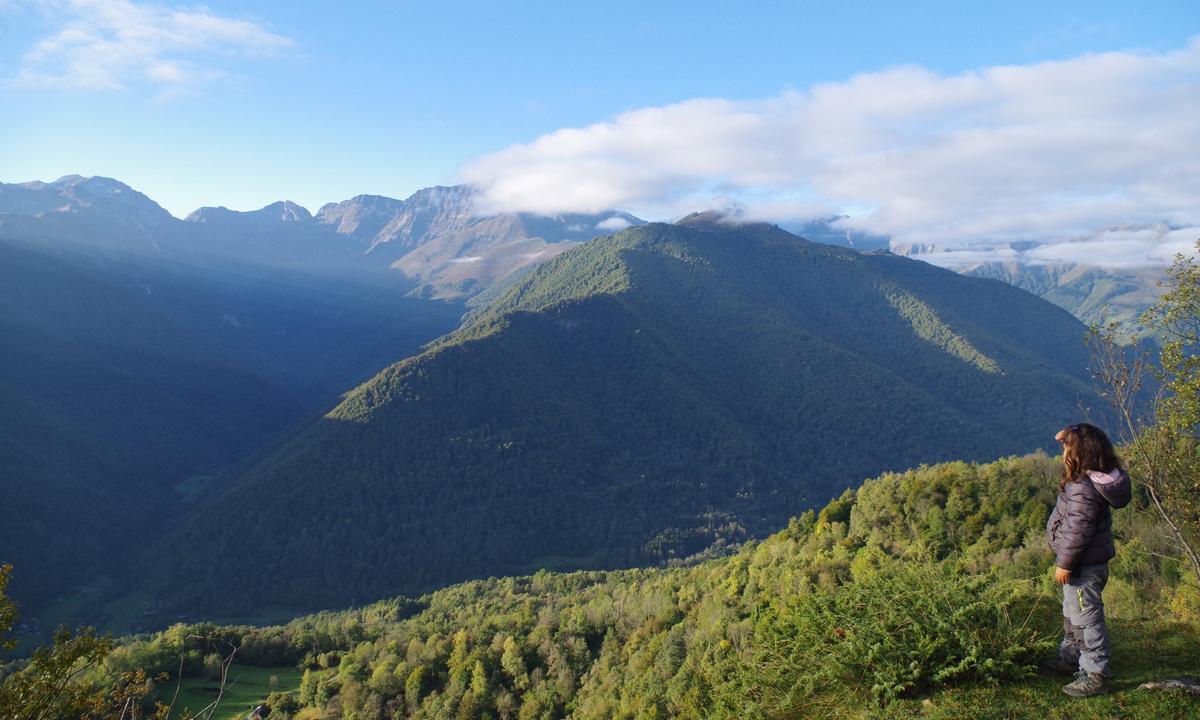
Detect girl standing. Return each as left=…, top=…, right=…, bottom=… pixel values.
left=1045, top=422, right=1131, bottom=697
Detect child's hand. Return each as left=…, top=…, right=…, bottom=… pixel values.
left=1054, top=566, right=1071, bottom=584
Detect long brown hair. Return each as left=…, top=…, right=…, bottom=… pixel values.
left=1059, top=423, right=1122, bottom=490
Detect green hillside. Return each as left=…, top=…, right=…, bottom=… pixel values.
left=149, top=221, right=1101, bottom=616
left=95, top=454, right=1200, bottom=719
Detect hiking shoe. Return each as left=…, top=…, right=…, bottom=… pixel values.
left=1039, top=656, right=1077, bottom=674
left=1062, top=670, right=1108, bottom=697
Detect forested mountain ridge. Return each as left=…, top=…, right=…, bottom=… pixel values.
left=147, top=220, right=1100, bottom=617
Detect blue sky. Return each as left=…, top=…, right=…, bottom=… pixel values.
left=1, top=0, right=1198, bottom=263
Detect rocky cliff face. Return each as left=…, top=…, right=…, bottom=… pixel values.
left=315, top=185, right=643, bottom=297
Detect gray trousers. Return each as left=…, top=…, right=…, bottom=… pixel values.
left=1059, top=563, right=1111, bottom=675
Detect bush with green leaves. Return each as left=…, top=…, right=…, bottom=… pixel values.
left=741, top=558, right=1052, bottom=714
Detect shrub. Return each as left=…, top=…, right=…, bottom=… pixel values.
left=741, top=558, right=1051, bottom=714
left=1167, top=569, right=1200, bottom=623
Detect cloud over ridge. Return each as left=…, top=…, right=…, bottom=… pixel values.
left=462, top=39, right=1200, bottom=254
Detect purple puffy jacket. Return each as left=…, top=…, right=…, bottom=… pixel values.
left=1046, top=468, right=1132, bottom=570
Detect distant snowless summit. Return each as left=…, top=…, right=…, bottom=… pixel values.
left=0, top=175, right=644, bottom=300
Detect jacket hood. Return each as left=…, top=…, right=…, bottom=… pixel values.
left=1087, top=468, right=1132, bottom=509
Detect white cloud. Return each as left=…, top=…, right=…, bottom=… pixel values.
left=11, top=0, right=293, bottom=93
left=913, top=225, right=1200, bottom=270
left=914, top=247, right=1023, bottom=269
left=1023, top=227, right=1199, bottom=269
left=462, top=39, right=1200, bottom=268
left=595, top=216, right=632, bottom=232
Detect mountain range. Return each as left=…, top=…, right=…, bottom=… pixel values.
left=0, top=175, right=1112, bottom=629
left=3, top=175, right=1173, bottom=322
left=0, top=175, right=643, bottom=300
left=0, top=176, right=640, bottom=614
left=145, top=217, right=1098, bottom=616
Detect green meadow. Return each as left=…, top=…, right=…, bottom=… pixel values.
left=159, top=664, right=304, bottom=720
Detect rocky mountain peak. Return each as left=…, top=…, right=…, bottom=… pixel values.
left=0, top=175, right=174, bottom=228
left=262, top=200, right=313, bottom=223
left=315, top=194, right=407, bottom=239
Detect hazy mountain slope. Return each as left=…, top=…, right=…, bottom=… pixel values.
left=149, top=221, right=1097, bottom=616
left=181, top=201, right=367, bottom=274
left=887, top=222, right=1195, bottom=332
left=0, top=380, right=139, bottom=609
left=0, top=241, right=464, bottom=610
left=0, top=242, right=297, bottom=606
left=135, top=264, right=466, bottom=400
left=0, top=243, right=299, bottom=476
left=967, top=261, right=1165, bottom=331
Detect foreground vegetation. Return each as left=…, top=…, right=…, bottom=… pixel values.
left=4, top=453, right=1197, bottom=719
left=886, top=618, right=1199, bottom=720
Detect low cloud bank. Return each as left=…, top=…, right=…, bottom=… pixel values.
left=914, top=225, right=1199, bottom=270
left=462, top=39, right=1200, bottom=267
